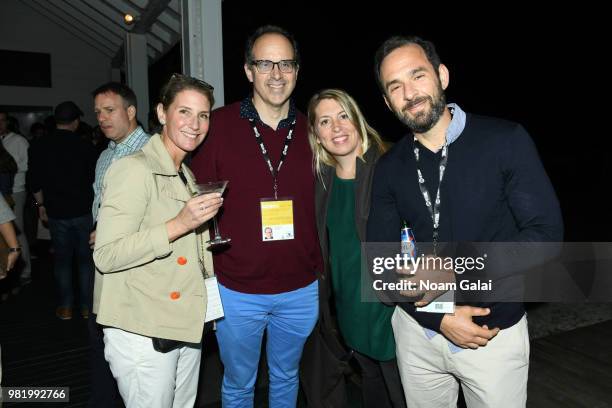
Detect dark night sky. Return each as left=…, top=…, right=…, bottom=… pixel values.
left=153, top=3, right=607, bottom=241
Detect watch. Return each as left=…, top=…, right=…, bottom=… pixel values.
left=35, top=201, right=44, bottom=208
left=8, top=247, right=21, bottom=253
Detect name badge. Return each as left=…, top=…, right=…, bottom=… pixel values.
left=416, top=291, right=455, bottom=314
left=204, top=277, right=224, bottom=322
left=260, top=198, right=294, bottom=241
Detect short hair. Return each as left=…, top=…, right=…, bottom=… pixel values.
left=374, top=36, right=442, bottom=94
left=158, top=73, right=215, bottom=110
left=307, top=88, right=388, bottom=181
left=92, top=82, right=138, bottom=109
left=244, top=25, right=300, bottom=66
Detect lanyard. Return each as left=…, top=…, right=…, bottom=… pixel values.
left=413, top=138, right=448, bottom=255
left=250, top=118, right=296, bottom=199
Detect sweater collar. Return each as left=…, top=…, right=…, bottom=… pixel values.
left=239, top=95, right=297, bottom=129
left=446, top=103, right=466, bottom=145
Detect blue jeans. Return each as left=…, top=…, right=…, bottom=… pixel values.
left=47, top=214, right=94, bottom=309
left=215, top=280, right=318, bottom=408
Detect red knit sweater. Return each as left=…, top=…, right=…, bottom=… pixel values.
left=191, top=101, right=321, bottom=294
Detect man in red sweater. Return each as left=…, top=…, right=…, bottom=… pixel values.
left=191, top=25, right=321, bottom=407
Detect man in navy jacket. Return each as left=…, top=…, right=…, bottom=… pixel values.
left=367, top=36, right=563, bottom=407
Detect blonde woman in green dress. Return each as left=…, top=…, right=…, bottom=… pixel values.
left=307, top=89, right=406, bottom=408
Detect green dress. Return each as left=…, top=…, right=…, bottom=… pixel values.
left=327, top=174, right=396, bottom=361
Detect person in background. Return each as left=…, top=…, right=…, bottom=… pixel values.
left=0, top=143, right=18, bottom=300
left=29, top=101, right=97, bottom=320
left=0, top=111, right=31, bottom=290
left=90, top=126, right=109, bottom=157
left=0, top=194, right=21, bottom=389
left=28, top=122, right=47, bottom=143
left=0, top=143, right=17, bottom=210
left=0, top=195, right=20, bottom=278
left=7, top=115, right=21, bottom=135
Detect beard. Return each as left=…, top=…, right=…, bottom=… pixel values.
left=395, top=83, right=447, bottom=134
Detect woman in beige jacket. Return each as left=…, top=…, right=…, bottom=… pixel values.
left=93, top=74, right=222, bottom=408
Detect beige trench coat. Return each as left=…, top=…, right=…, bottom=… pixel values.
left=93, top=134, right=213, bottom=343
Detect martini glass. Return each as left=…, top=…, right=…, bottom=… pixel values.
left=194, top=181, right=231, bottom=246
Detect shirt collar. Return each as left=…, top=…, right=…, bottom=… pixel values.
left=142, top=133, right=179, bottom=176
left=239, top=96, right=297, bottom=129
left=445, top=103, right=466, bottom=145
left=108, top=126, right=146, bottom=150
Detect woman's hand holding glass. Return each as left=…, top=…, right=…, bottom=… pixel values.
left=167, top=193, right=223, bottom=241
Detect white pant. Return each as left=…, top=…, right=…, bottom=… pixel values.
left=392, top=307, right=529, bottom=408
left=103, top=328, right=202, bottom=408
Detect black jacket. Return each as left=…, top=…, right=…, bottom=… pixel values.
left=28, top=129, right=96, bottom=219
left=315, top=147, right=389, bottom=303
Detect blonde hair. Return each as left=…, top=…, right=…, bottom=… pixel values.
left=307, top=89, right=388, bottom=180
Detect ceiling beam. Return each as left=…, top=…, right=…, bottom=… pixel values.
left=145, top=33, right=164, bottom=52
left=131, top=0, right=173, bottom=34
left=149, top=22, right=175, bottom=46
left=79, top=0, right=130, bottom=34
left=100, top=0, right=134, bottom=24
left=55, top=0, right=123, bottom=45
left=110, top=0, right=172, bottom=68
left=24, top=0, right=116, bottom=57
left=126, top=0, right=148, bottom=9
left=156, top=10, right=181, bottom=33
left=167, top=0, right=180, bottom=15
left=81, top=0, right=125, bottom=31
left=117, top=0, right=144, bottom=13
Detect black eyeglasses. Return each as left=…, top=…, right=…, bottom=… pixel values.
left=170, top=73, right=214, bottom=91
left=250, top=60, right=297, bottom=74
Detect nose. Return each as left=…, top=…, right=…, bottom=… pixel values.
left=270, top=63, right=282, bottom=79
left=189, top=115, right=200, bottom=129
left=331, top=119, right=342, bottom=132
left=403, top=83, right=418, bottom=101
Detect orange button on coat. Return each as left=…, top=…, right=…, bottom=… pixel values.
left=170, top=291, right=181, bottom=300
left=177, top=256, right=187, bottom=265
